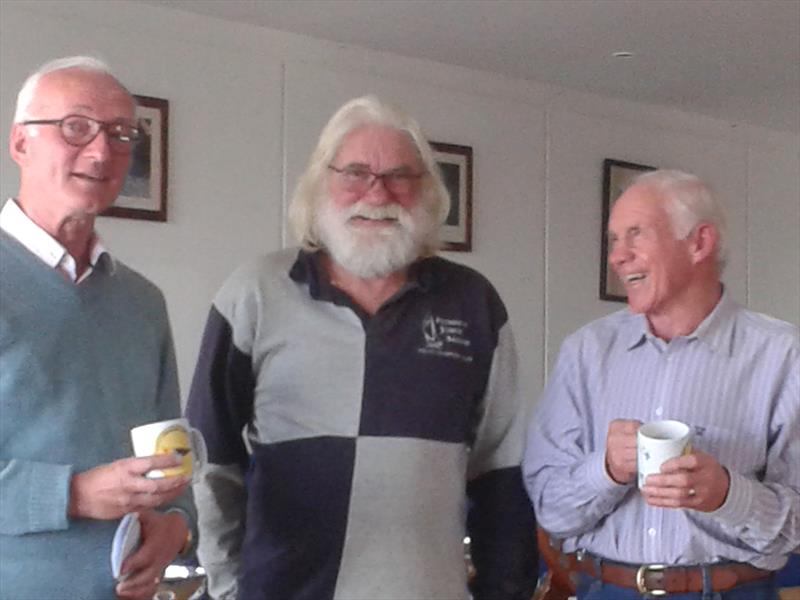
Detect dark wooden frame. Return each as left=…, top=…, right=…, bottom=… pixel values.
left=600, top=158, right=656, bottom=301
left=431, top=141, right=473, bottom=252
left=103, top=95, right=168, bottom=222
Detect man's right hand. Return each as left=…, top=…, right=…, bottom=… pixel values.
left=605, top=419, right=641, bottom=484
left=68, top=455, right=190, bottom=520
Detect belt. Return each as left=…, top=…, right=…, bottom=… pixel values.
left=574, top=551, right=773, bottom=597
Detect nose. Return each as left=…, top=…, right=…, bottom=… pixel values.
left=80, top=128, right=113, bottom=161
left=361, top=175, right=392, bottom=205
left=608, top=239, right=632, bottom=270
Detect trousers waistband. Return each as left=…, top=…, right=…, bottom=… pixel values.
left=575, top=551, right=773, bottom=596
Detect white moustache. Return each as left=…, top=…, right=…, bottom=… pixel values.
left=343, top=202, right=406, bottom=222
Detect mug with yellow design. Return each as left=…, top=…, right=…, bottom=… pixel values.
left=130, top=418, right=207, bottom=480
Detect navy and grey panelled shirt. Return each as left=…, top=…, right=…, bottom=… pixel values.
left=186, top=248, right=538, bottom=600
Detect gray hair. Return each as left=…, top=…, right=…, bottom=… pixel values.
left=13, top=55, right=130, bottom=123
left=287, top=95, right=450, bottom=255
left=631, top=169, right=728, bottom=269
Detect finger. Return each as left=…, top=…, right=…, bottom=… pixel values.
left=660, top=453, right=703, bottom=473
left=125, top=454, right=184, bottom=475
left=126, top=473, right=190, bottom=495
left=646, top=471, right=693, bottom=489
left=120, top=538, right=157, bottom=579
left=614, top=419, right=642, bottom=433
left=643, top=494, right=686, bottom=508
left=116, top=573, right=159, bottom=600
left=126, top=485, right=189, bottom=513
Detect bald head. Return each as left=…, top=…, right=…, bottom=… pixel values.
left=14, top=56, right=133, bottom=124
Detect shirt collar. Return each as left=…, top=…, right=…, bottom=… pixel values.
left=623, top=287, right=736, bottom=355
left=0, top=198, right=112, bottom=281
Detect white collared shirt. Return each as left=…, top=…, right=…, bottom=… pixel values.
left=0, top=199, right=110, bottom=283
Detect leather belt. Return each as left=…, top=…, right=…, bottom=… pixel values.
left=574, top=551, right=773, bottom=597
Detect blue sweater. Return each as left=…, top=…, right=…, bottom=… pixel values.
left=0, top=231, right=195, bottom=599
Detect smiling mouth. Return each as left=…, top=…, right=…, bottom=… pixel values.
left=72, top=172, right=108, bottom=183
left=625, top=273, right=646, bottom=284
left=350, top=215, right=398, bottom=224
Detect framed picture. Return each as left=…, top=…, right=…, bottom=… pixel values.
left=103, top=95, right=168, bottom=222
left=600, top=158, right=656, bottom=301
left=431, top=141, right=473, bottom=252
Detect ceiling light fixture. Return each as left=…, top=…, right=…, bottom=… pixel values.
left=612, top=51, right=634, bottom=58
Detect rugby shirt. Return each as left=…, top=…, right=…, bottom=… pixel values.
left=186, top=248, right=537, bottom=600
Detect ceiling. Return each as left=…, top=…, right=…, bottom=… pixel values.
left=142, top=0, right=800, bottom=133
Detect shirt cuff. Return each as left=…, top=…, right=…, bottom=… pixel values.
left=708, top=468, right=753, bottom=526
left=579, top=449, right=632, bottom=506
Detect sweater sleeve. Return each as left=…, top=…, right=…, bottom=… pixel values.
left=0, top=459, right=72, bottom=534
left=466, top=322, right=538, bottom=600
left=186, top=304, right=255, bottom=599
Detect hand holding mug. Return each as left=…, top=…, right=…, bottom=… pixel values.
left=641, top=450, right=731, bottom=512
left=130, top=418, right=207, bottom=481
left=68, top=454, right=190, bottom=521
left=605, top=419, right=642, bottom=484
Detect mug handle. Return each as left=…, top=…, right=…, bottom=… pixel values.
left=189, top=427, right=208, bottom=478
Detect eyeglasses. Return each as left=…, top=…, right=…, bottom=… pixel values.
left=21, top=114, right=141, bottom=153
left=328, top=165, right=425, bottom=195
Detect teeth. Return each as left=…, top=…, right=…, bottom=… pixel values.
left=626, top=273, right=646, bottom=283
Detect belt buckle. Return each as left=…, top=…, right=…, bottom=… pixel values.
left=636, top=564, right=668, bottom=597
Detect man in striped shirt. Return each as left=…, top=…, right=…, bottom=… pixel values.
left=524, top=169, right=798, bottom=600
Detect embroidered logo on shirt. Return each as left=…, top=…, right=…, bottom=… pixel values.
left=418, top=313, right=473, bottom=362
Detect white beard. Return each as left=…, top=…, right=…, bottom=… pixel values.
left=315, top=198, right=435, bottom=279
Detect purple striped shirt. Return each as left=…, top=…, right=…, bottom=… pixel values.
left=523, top=291, right=799, bottom=570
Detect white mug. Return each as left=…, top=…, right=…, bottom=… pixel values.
left=637, top=420, right=692, bottom=488
left=130, top=418, right=207, bottom=481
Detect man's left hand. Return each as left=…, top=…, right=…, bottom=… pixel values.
left=641, top=451, right=730, bottom=512
left=115, top=509, right=188, bottom=600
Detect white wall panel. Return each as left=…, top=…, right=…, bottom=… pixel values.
left=747, top=138, right=800, bottom=323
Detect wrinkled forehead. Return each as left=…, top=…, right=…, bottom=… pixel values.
left=334, top=124, right=422, bottom=169
left=29, top=68, right=135, bottom=121
left=609, top=183, right=671, bottom=230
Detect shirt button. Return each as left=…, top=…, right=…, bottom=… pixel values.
left=648, top=528, right=656, bottom=537
left=655, top=407, right=663, bottom=416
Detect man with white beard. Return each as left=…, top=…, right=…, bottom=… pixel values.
left=186, top=96, right=538, bottom=600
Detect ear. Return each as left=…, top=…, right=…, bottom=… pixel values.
left=9, top=123, right=30, bottom=166
left=687, top=222, right=718, bottom=265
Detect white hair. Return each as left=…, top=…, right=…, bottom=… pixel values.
left=631, top=169, right=728, bottom=269
left=13, top=55, right=130, bottom=123
left=288, top=95, right=450, bottom=256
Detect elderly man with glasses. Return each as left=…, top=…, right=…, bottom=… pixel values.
left=186, top=95, right=538, bottom=600
left=0, top=56, right=195, bottom=600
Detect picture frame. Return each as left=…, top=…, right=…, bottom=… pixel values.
left=103, top=95, right=168, bottom=222
left=431, top=141, right=473, bottom=252
left=600, top=158, right=656, bottom=301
